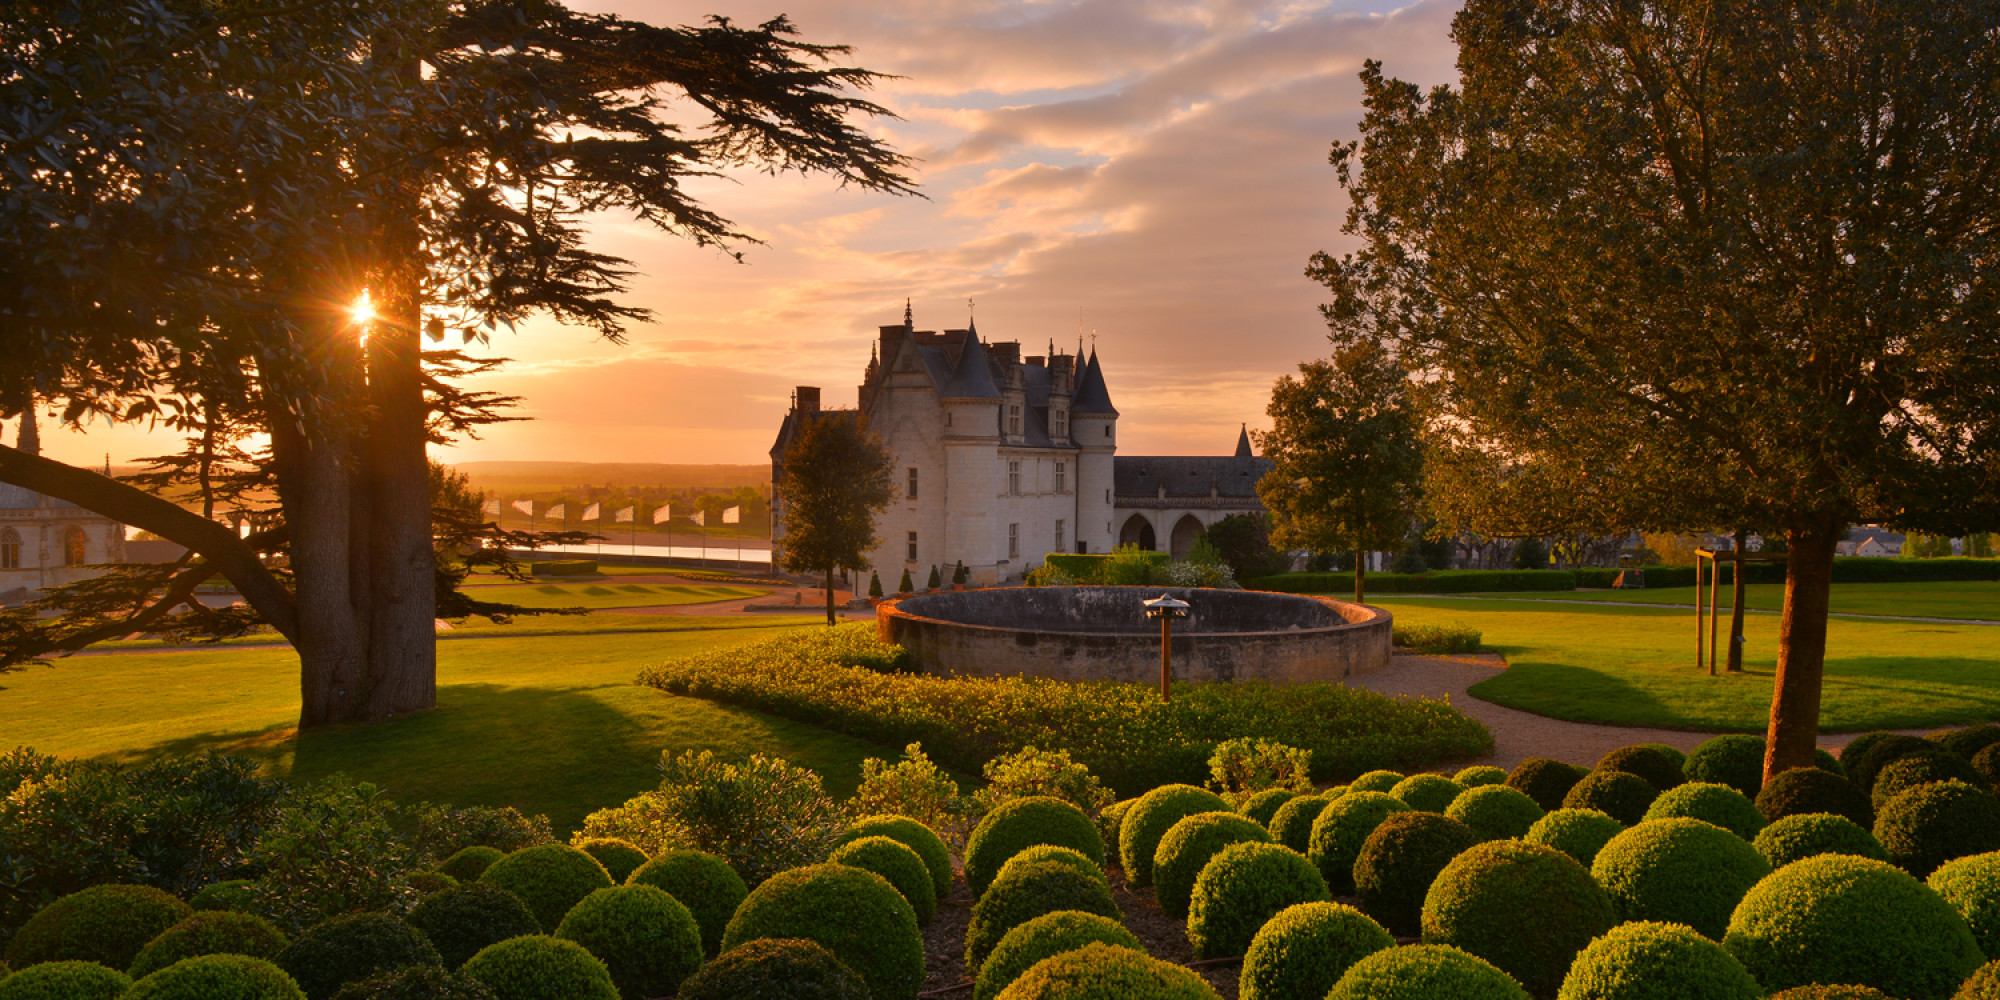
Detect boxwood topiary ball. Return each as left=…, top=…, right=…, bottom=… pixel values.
left=966, top=796, right=1103, bottom=899
left=1446, top=784, right=1545, bottom=842
left=1390, top=774, right=1463, bottom=814
left=1326, top=943, right=1529, bottom=1000
left=405, top=884, right=541, bottom=971
left=572, top=840, right=647, bottom=885
left=1353, top=812, right=1477, bottom=937
left=962, top=860, right=1120, bottom=974
left=124, top=954, right=304, bottom=1000
left=438, top=848, right=505, bottom=884
left=1242, top=789, right=1299, bottom=828
left=1565, top=770, right=1659, bottom=826
left=1753, top=813, right=1891, bottom=869
left=1507, top=758, right=1587, bottom=812
left=1643, top=782, right=1766, bottom=839
left=1815, top=748, right=1846, bottom=776
left=1308, top=792, right=1410, bottom=894
left=408, top=872, right=459, bottom=896
left=830, top=837, right=937, bottom=924
left=1349, top=771, right=1405, bottom=795
left=129, top=910, right=290, bottom=979
left=1935, top=725, right=2000, bottom=763
left=1928, top=852, right=2000, bottom=960
left=191, top=881, right=260, bottom=914
left=722, top=862, right=924, bottom=1000
left=1598, top=746, right=1686, bottom=792
left=554, top=885, right=702, bottom=1000
left=1725, top=853, right=1985, bottom=999
left=1766, top=989, right=1894, bottom=1000
left=1958, top=961, right=2000, bottom=1000
left=1189, top=842, right=1331, bottom=959
left=1098, top=799, right=1137, bottom=861
left=1840, top=732, right=1900, bottom=772
left=1975, top=746, right=2000, bottom=789
left=1555, top=921, right=1761, bottom=1000
left=1684, top=735, right=1768, bottom=798
left=1756, top=767, right=1874, bottom=828
left=460, top=936, right=617, bottom=1000
left=276, top=913, right=441, bottom=1000
left=1523, top=808, right=1624, bottom=868
left=1239, top=902, right=1393, bottom=1000
left=4, top=883, right=192, bottom=972
left=625, top=849, right=748, bottom=957
left=0, top=960, right=132, bottom=1000
left=1876, top=780, right=2000, bottom=878
left=1420, top=840, right=1614, bottom=997
left=994, top=846, right=1105, bottom=891
left=677, top=938, right=868, bottom=1000
left=1153, top=812, right=1273, bottom=920
left=1590, top=817, right=1772, bottom=939
left=1851, top=734, right=1937, bottom=793
left=329, top=966, right=499, bottom=1000
left=1639, top=744, right=1688, bottom=770
left=478, top=844, right=614, bottom=933
left=1455, top=766, right=1508, bottom=788
left=1118, top=785, right=1230, bottom=887
left=1269, top=795, right=1330, bottom=854
left=1873, top=753, right=1991, bottom=809
left=973, top=911, right=1141, bottom=1000
left=991, top=942, right=1217, bottom=1000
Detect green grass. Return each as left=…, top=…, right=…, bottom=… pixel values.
left=457, top=581, right=766, bottom=609
left=1377, top=597, right=2000, bottom=732
left=1, top=623, right=894, bottom=833
left=1453, top=580, right=2000, bottom=621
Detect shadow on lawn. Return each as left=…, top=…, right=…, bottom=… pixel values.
left=1467, top=660, right=1691, bottom=726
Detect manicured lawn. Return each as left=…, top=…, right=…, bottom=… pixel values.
left=1377, top=597, right=2000, bottom=732
left=0, top=621, right=895, bottom=833
left=458, top=581, right=766, bottom=609
left=1454, top=580, right=2000, bottom=621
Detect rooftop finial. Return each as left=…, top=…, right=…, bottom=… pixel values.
left=903, top=298, right=913, bottom=331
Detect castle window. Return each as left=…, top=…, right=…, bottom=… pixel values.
left=1055, top=519, right=1065, bottom=552
left=62, top=526, right=87, bottom=567
left=946, top=412, right=953, bottom=426
left=0, top=528, right=18, bottom=569
left=907, top=467, right=918, bottom=500
left=1009, top=523, right=1020, bottom=559
left=1055, top=461, right=1066, bottom=493
left=908, top=531, right=918, bottom=562
left=1104, top=425, right=1111, bottom=437
left=1008, top=404, right=1022, bottom=436
left=1054, top=409, right=1067, bottom=438
left=1008, top=461, right=1021, bottom=495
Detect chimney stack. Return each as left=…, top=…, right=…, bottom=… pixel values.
left=795, top=386, right=821, bottom=414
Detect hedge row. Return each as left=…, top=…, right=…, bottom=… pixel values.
left=1248, top=556, right=2000, bottom=595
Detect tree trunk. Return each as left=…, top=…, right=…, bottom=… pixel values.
left=1762, top=514, right=1840, bottom=785
left=1727, top=527, right=1748, bottom=673
left=825, top=565, right=836, bottom=626
left=1353, top=545, right=1367, bottom=603
left=268, top=404, right=371, bottom=729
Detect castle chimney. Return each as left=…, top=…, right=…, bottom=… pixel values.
left=795, top=387, right=821, bottom=413
left=16, top=394, right=37, bottom=457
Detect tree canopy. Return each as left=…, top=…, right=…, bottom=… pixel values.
left=774, top=411, right=895, bottom=625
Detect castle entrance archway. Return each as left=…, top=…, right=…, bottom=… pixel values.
left=1170, top=514, right=1206, bottom=558
left=1119, top=514, right=1156, bottom=551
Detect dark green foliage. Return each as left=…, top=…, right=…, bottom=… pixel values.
left=1153, top=812, right=1273, bottom=920
left=478, top=845, right=614, bottom=933
left=553, top=886, right=702, bottom=1000
left=1753, top=813, right=1891, bottom=870
left=1815, top=749, right=1846, bottom=776
left=972, top=911, right=1141, bottom=1000
left=961, top=860, right=1120, bottom=974
left=1348, top=771, right=1404, bottom=794
left=722, top=863, right=924, bottom=1000
left=405, top=884, right=541, bottom=971
left=1684, top=735, right=1769, bottom=798
left=1097, top=800, right=1136, bottom=862
left=1841, top=733, right=1900, bottom=772
left=191, top=881, right=260, bottom=914
left=129, top=911, right=289, bottom=979
left=1590, top=818, right=1772, bottom=939
left=1756, top=768, right=1875, bottom=829
left=1723, top=854, right=1984, bottom=1000
left=406, top=805, right=554, bottom=861
left=1957, top=962, right=2000, bottom=1000
left=1325, top=944, right=1530, bottom=1000
left=459, top=936, right=617, bottom=1000
left=1976, top=745, right=2000, bottom=788
left=1643, top=782, right=1765, bottom=840
left=1308, top=792, right=1410, bottom=894
left=1420, top=840, right=1614, bottom=997
left=1597, top=746, right=1685, bottom=792
left=1269, top=795, right=1330, bottom=854
left=124, top=954, right=304, bottom=1000
left=275, top=914, right=440, bottom=1000
left=1242, top=789, right=1298, bottom=828
left=829, top=837, right=936, bottom=924
left=1523, top=809, right=1624, bottom=868
left=437, top=849, right=504, bottom=885
left=897, top=569, right=914, bottom=593
left=1639, top=744, right=1688, bottom=770
left=3, top=883, right=190, bottom=972
left=0, top=960, right=131, bottom=1000
left=1767, top=989, right=1894, bottom=1000
left=1239, top=901, right=1394, bottom=1000
left=1875, top=780, right=2000, bottom=878
left=1506, top=758, right=1585, bottom=812
left=1935, top=726, right=2000, bottom=762
left=1564, top=770, right=1660, bottom=826
left=1873, top=753, right=1990, bottom=808
left=407, top=873, right=458, bottom=896
left=987, top=942, right=1216, bottom=999
left=1353, top=812, right=1477, bottom=936
left=1444, top=784, right=1544, bottom=842
left=678, top=938, right=868, bottom=1000
left=1119, top=786, right=1230, bottom=886
left=331, top=967, right=498, bottom=1000
left=1928, top=853, right=2000, bottom=961
left=625, top=849, right=747, bottom=957
left=836, top=816, right=952, bottom=901
left=1188, top=842, right=1331, bottom=959
left=1453, top=766, right=1507, bottom=788
left=1389, top=774, right=1462, bottom=813
left=571, top=841, right=646, bottom=886
left=250, top=778, right=427, bottom=934
left=1851, top=735, right=1938, bottom=793
left=1554, top=921, right=1761, bottom=1000
left=966, top=796, right=1103, bottom=899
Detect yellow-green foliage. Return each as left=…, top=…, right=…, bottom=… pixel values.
left=721, top=864, right=924, bottom=1000
left=834, top=817, right=953, bottom=902
left=1326, top=944, right=1529, bottom=1000
left=977, top=745, right=1116, bottom=817
left=1420, top=841, right=1613, bottom=997
left=990, top=941, right=1216, bottom=999
left=1188, top=842, right=1331, bottom=960
left=0, top=961, right=132, bottom=1000
left=829, top=837, right=937, bottom=924
left=4, top=884, right=189, bottom=973
left=127, top=911, right=289, bottom=980
left=1239, top=902, right=1393, bottom=1000
left=963, top=862, right=1120, bottom=973
left=624, top=851, right=746, bottom=958
left=1928, top=852, right=2000, bottom=961
left=853, top=744, right=966, bottom=847
left=1555, top=922, right=1761, bottom=1000
left=124, top=955, right=304, bottom=1000
left=1643, top=783, right=1766, bottom=840
left=572, top=840, right=648, bottom=885
left=554, top=886, right=703, bottom=1000
left=965, top=797, right=1103, bottom=899
left=973, top=911, right=1141, bottom=1000
left=478, top=845, right=615, bottom=933
left=1152, top=812, right=1273, bottom=920
left=1119, top=786, right=1230, bottom=886
left=1590, top=818, right=1771, bottom=939
left=461, top=936, right=618, bottom=1000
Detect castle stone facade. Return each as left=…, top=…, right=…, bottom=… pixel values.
left=1, top=408, right=129, bottom=603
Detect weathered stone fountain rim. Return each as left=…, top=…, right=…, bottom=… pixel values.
left=878, top=585, right=1392, bottom=640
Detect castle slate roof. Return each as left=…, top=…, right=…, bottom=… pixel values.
left=1072, top=350, right=1115, bottom=415
left=940, top=328, right=1002, bottom=399
left=1113, top=454, right=1270, bottom=500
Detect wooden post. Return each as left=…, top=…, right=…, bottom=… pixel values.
left=1696, top=550, right=1709, bottom=675
left=1160, top=616, right=1173, bottom=702
left=1709, top=554, right=1721, bottom=677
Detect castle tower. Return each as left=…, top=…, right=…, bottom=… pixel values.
left=939, top=326, right=1004, bottom=582
left=1069, top=348, right=1118, bottom=554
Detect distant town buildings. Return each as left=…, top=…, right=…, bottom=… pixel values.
left=0, top=408, right=128, bottom=602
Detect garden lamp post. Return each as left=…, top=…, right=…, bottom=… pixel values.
left=1142, top=594, right=1191, bottom=702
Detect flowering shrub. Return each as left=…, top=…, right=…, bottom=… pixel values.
left=853, top=744, right=973, bottom=847
left=577, top=751, right=845, bottom=887
left=1209, top=738, right=1315, bottom=802
left=975, top=746, right=1115, bottom=818
left=1164, top=558, right=1239, bottom=589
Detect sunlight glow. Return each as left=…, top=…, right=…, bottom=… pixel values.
left=350, top=290, right=375, bottom=326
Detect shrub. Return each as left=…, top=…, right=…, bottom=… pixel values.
left=406, top=804, right=553, bottom=861
left=553, top=886, right=702, bottom=1000
left=330, top=967, right=498, bottom=1000
left=124, top=954, right=304, bottom=1000
left=1454, top=766, right=1507, bottom=788
left=1841, top=732, right=1900, bottom=772
left=962, top=861, right=1120, bottom=973
left=1390, top=774, right=1462, bottom=813
left=129, top=911, right=290, bottom=979
left=1591, top=817, right=1771, bottom=939
left=478, top=845, right=614, bottom=933
left=624, top=849, right=746, bottom=957
left=1269, top=795, right=1330, bottom=854
left=437, top=848, right=504, bottom=884
left=1523, top=808, right=1623, bottom=867
left=965, top=796, right=1103, bottom=899
left=1554, top=921, right=1762, bottom=1000
left=1188, top=841, right=1331, bottom=959
left=1308, top=792, right=1410, bottom=894
left=835, top=817, right=951, bottom=902
left=1850, top=735, right=1938, bottom=793
left=1393, top=621, right=1482, bottom=654
left=0, top=961, right=131, bottom=1000
left=1973, top=744, right=2000, bottom=787
left=1119, top=785, right=1229, bottom=886
left=1767, top=989, right=1893, bottom=1000
left=459, top=936, right=617, bottom=1000
left=1643, top=782, right=1765, bottom=839
left=1597, top=746, right=1685, bottom=792
left=1875, top=780, right=2000, bottom=878
left=249, top=778, right=428, bottom=934
left=1935, top=725, right=2000, bottom=762
left=1097, top=799, right=1136, bottom=860
left=1507, top=758, right=1586, bottom=812
left=1153, top=812, right=1272, bottom=919
left=191, top=881, right=260, bottom=913
left=1242, top=789, right=1299, bottom=828
left=677, top=938, right=868, bottom=1000
left=1420, top=840, right=1614, bottom=997
left=1959, top=962, right=2000, bottom=1000
left=578, top=750, right=843, bottom=887
left=1756, top=767, right=1874, bottom=828
left=1325, top=944, right=1530, bottom=1000
left=1348, top=771, right=1404, bottom=794
left=1239, top=901, right=1394, bottom=1000
left=977, top=746, right=1115, bottom=818
left=829, top=837, right=936, bottom=923
left=995, top=846, right=1105, bottom=890
left=1353, top=811, right=1477, bottom=936
left=570, top=840, right=646, bottom=885
left=1564, top=770, right=1659, bottom=826
left=1928, top=853, right=2000, bottom=960
left=1208, top=738, right=1315, bottom=801
left=1445, top=785, right=1544, bottom=842
left=1684, top=735, right=1769, bottom=798
left=1753, top=813, right=1891, bottom=869
left=988, top=942, right=1217, bottom=999
left=972, top=911, right=1141, bottom=1000
left=1639, top=744, right=1688, bottom=770
left=1723, top=853, right=1984, bottom=1000
left=275, top=914, right=440, bottom=1000
left=1874, top=753, right=1990, bottom=808
left=405, top=884, right=540, bottom=971
left=853, top=745, right=968, bottom=846
left=3, top=883, right=190, bottom=972
left=407, top=872, right=458, bottom=896
left=721, top=863, right=924, bottom=1000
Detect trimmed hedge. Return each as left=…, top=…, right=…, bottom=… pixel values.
left=1325, top=943, right=1530, bottom=1000
left=1508, top=758, right=1586, bottom=812
left=553, top=886, right=703, bottom=1000
left=1390, top=774, right=1462, bottom=813
left=1590, top=818, right=1772, bottom=939
left=963, top=861, right=1120, bottom=974
left=1239, top=902, right=1394, bottom=1000
left=479, top=845, right=614, bottom=933
left=1188, top=842, right=1331, bottom=959
left=1841, top=732, right=1901, bottom=772
left=721, top=863, right=924, bottom=1000
left=1044, top=551, right=1169, bottom=582
left=990, top=941, right=1218, bottom=999
left=966, top=796, right=1103, bottom=899
left=1875, top=780, right=2000, bottom=878
left=677, top=939, right=867, bottom=1000
left=1554, top=921, right=1762, bottom=1000
left=1248, top=568, right=1579, bottom=594
left=1308, top=792, right=1410, bottom=894
left=994, top=846, right=1104, bottom=892
left=1523, top=809, right=1624, bottom=868
left=1242, top=789, right=1299, bottom=828
left=1353, top=811, right=1477, bottom=937
left=625, top=849, right=748, bottom=957
left=1756, top=767, right=1874, bottom=829
left=405, top=884, right=542, bottom=971
left=1446, top=785, right=1545, bottom=842
left=0, top=961, right=132, bottom=1000
left=274, top=913, right=440, bottom=1000
left=4, top=883, right=191, bottom=972
left=1643, top=782, right=1765, bottom=840
left=438, top=848, right=505, bottom=884
left=1348, top=771, right=1404, bottom=795
left=124, top=954, right=304, bottom=1000
left=1873, top=753, right=1990, bottom=808
left=459, top=936, right=617, bottom=1000
left=1597, top=746, right=1685, bottom=792
left=830, top=837, right=937, bottom=924
left=129, top=911, right=290, bottom=979
left=1928, top=852, right=2000, bottom=960
left=1934, top=725, right=2000, bottom=762
left=1684, top=735, right=1769, bottom=798
left=1851, top=735, right=1939, bottom=793
left=1269, top=795, right=1330, bottom=854
left=1153, top=812, right=1272, bottom=920
left=1420, top=840, right=1614, bottom=997
left=1564, top=770, right=1659, bottom=826
left=1753, top=813, right=1892, bottom=869
left=1454, top=766, right=1507, bottom=788
left=973, top=911, right=1141, bottom=1000
left=572, top=840, right=647, bottom=886
left=1120, top=785, right=1230, bottom=886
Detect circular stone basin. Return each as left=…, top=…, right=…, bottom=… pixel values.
left=877, top=586, right=1392, bottom=686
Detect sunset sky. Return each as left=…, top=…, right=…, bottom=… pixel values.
left=34, top=0, right=1461, bottom=471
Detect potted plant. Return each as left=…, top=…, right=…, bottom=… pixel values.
left=927, top=565, right=942, bottom=592
left=952, top=561, right=968, bottom=590
left=898, top=568, right=914, bottom=596
left=868, top=571, right=884, bottom=602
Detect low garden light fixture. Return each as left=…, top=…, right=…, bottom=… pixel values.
left=1142, top=594, right=1191, bottom=702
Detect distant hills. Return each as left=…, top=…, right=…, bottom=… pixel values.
left=451, top=461, right=768, bottom=493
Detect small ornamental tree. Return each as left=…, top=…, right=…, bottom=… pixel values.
left=775, top=411, right=895, bottom=625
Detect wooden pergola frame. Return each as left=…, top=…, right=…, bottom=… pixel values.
left=1694, top=546, right=1788, bottom=676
